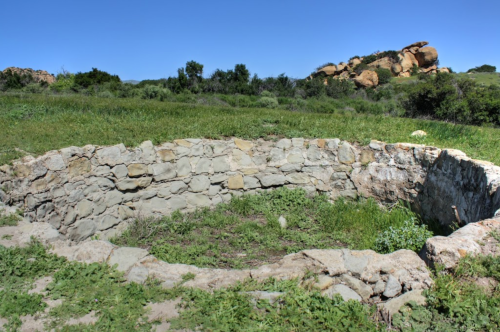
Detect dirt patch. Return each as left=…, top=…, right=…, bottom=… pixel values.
left=29, top=276, right=53, bottom=295
left=66, top=311, right=98, bottom=326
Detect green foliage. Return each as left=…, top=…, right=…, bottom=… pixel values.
left=0, top=69, right=36, bottom=91
left=410, top=64, right=420, bottom=76
left=374, top=68, right=392, bottom=85
left=257, top=96, right=279, bottom=109
left=140, top=85, right=171, bottom=100
left=73, top=68, right=121, bottom=88
left=393, top=255, right=500, bottom=331
left=401, top=72, right=500, bottom=126
left=51, top=72, right=75, bottom=92
left=468, top=64, right=496, bottom=73
left=0, top=291, right=46, bottom=317
left=171, top=280, right=383, bottom=331
left=325, top=77, right=355, bottom=98
left=0, top=212, right=21, bottom=227
left=361, top=54, right=377, bottom=65
left=374, top=217, right=433, bottom=253
left=354, top=63, right=369, bottom=75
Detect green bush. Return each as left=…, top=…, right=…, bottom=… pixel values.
left=374, top=68, right=392, bottom=85
left=374, top=218, right=433, bottom=253
left=325, top=77, right=355, bottom=98
left=361, top=54, right=377, bottom=65
left=467, top=64, right=496, bottom=73
left=257, top=96, right=279, bottom=109
left=74, top=68, right=121, bottom=88
left=141, top=85, right=171, bottom=100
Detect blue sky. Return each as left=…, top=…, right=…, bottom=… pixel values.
left=1, top=0, right=499, bottom=81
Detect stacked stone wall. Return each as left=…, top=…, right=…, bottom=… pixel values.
left=0, top=137, right=499, bottom=242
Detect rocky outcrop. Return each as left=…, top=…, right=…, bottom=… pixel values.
left=311, top=41, right=444, bottom=87
left=2, top=67, right=56, bottom=84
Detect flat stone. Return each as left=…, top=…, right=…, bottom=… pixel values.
left=105, top=190, right=123, bottom=207
left=93, top=165, right=111, bottom=176
left=174, top=139, right=193, bottom=147
left=18, top=222, right=61, bottom=246
left=280, top=164, right=302, bottom=172
left=68, top=219, right=97, bottom=242
left=369, top=140, right=384, bottom=150
left=176, top=157, right=191, bottom=176
left=116, top=178, right=152, bottom=191
left=323, top=284, right=361, bottom=302
left=244, top=176, right=261, bottom=189
left=211, top=174, right=228, bottom=184
left=307, top=145, right=322, bottom=161
left=190, top=144, right=204, bottom=156
left=383, top=275, right=402, bottom=298
left=170, top=181, right=188, bottom=194
left=234, top=138, right=253, bottom=151
left=72, top=240, right=115, bottom=264
left=228, top=175, right=244, bottom=189
left=269, top=148, right=285, bottom=162
left=128, top=163, right=148, bottom=177
left=381, top=290, right=426, bottom=316
left=149, top=163, right=176, bottom=181
left=292, top=138, right=305, bottom=147
left=127, top=266, right=149, bottom=284
left=360, top=150, right=375, bottom=164
left=68, top=158, right=91, bottom=177
left=287, top=151, right=305, bottom=164
left=286, top=173, right=310, bottom=184
left=338, top=142, right=356, bottom=164
left=189, top=175, right=210, bottom=192
left=341, top=274, right=373, bottom=301
left=276, top=139, right=292, bottom=149
left=44, top=154, right=66, bottom=171
left=195, top=158, right=211, bottom=174
left=108, top=247, right=149, bottom=272
left=169, top=196, right=187, bottom=210
left=314, top=275, right=335, bottom=290
left=95, top=177, right=115, bottom=190
left=186, top=193, right=211, bottom=207
left=158, top=149, right=176, bottom=162
left=232, top=149, right=254, bottom=167
left=111, top=165, right=128, bottom=178
left=212, top=156, right=230, bottom=172
left=98, top=215, right=121, bottom=231
left=139, top=141, right=156, bottom=163
left=258, top=174, right=286, bottom=187
left=76, top=199, right=93, bottom=218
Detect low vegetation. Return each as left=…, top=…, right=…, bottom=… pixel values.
left=111, top=188, right=432, bottom=269
left=1, top=93, right=500, bottom=167
left=2, top=238, right=499, bottom=331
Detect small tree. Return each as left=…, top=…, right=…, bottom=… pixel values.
left=467, top=64, right=496, bottom=73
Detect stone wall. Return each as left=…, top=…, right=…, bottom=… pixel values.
left=0, top=137, right=499, bottom=242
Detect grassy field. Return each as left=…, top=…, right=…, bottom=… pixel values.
left=111, top=188, right=428, bottom=269
left=1, top=93, right=499, bottom=166
left=456, top=72, right=500, bottom=86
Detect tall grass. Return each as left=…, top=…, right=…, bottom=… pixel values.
left=1, top=93, right=499, bottom=165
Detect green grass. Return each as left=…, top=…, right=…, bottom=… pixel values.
left=1, top=93, right=499, bottom=166
left=111, top=188, right=428, bottom=269
left=0, top=212, right=21, bottom=227
left=456, top=72, right=500, bottom=86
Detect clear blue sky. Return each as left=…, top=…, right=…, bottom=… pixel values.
left=1, top=0, right=499, bottom=81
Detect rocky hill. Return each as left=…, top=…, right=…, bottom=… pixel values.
left=2, top=67, right=56, bottom=84
left=312, top=41, right=450, bottom=87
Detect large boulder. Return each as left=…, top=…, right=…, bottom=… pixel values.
left=316, top=65, right=337, bottom=76
left=399, top=52, right=419, bottom=72
left=367, top=57, right=394, bottom=71
left=438, top=67, right=450, bottom=73
left=349, top=58, right=361, bottom=67
left=354, top=70, right=379, bottom=88
left=415, top=47, right=438, bottom=67
left=402, top=41, right=429, bottom=50
left=391, top=63, right=403, bottom=75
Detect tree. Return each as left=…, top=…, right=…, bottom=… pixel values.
left=73, top=68, right=120, bottom=88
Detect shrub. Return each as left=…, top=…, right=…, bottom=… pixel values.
left=467, top=64, right=496, bottom=73
left=354, top=63, right=369, bottom=75
left=361, top=54, right=377, bottom=65
left=51, top=72, right=75, bottom=92
left=256, top=96, right=278, bottom=109
left=260, top=90, right=275, bottom=98
left=97, top=90, right=114, bottom=98
left=74, top=68, right=121, bottom=88
left=141, top=85, right=171, bottom=100
left=374, top=218, right=433, bottom=253
left=325, top=77, right=355, bottom=98
left=374, top=68, right=392, bottom=85
left=410, top=64, right=420, bottom=76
